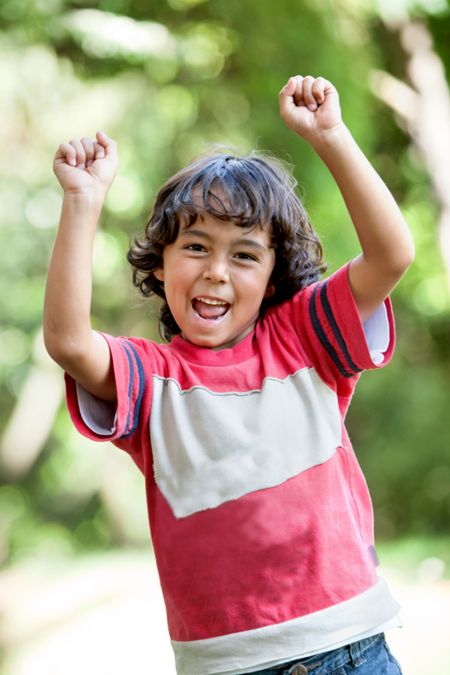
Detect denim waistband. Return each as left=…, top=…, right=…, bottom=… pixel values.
left=246, top=632, right=385, bottom=674
left=282, top=633, right=384, bottom=674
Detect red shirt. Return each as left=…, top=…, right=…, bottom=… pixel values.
left=66, top=264, right=400, bottom=675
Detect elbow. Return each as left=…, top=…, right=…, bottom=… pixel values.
left=43, top=321, right=62, bottom=363
left=44, top=337, right=68, bottom=367
left=43, top=334, right=72, bottom=368
left=386, top=233, right=415, bottom=280
left=396, top=236, right=415, bottom=276
left=43, top=323, right=89, bottom=369
left=43, top=319, right=65, bottom=364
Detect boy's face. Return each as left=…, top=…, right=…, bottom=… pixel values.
left=154, top=212, right=275, bottom=350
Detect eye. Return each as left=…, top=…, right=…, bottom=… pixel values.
left=234, top=252, right=258, bottom=261
left=184, top=243, right=206, bottom=252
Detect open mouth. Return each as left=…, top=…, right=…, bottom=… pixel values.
left=192, top=297, right=230, bottom=321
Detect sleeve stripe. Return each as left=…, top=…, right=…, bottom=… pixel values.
left=123, top=344, right=145, bottom=435
left=320, top=281, right=362, bottom=375
left=309, top=284, right=355, bottom=379
left=122, top=343, right=144, bottom=438
left=120, top=342, right=135, bottom=435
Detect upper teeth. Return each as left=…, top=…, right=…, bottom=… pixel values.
left=196, top=297, right=227, bottom=305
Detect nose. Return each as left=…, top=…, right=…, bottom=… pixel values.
left=202, top=256, right=230, bottom=283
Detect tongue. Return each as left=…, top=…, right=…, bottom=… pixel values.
left=193, top=300, right=228, bottom=319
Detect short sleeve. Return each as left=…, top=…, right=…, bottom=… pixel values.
left=286, top=263, right=395, bottom=392
left=64, top=333, right=148, bottom=446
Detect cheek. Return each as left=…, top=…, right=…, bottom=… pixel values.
left=165, top=271, right=193, bottom=307
left=240, top=277, right=272, bottom=307
left=257, top=264, right=276, bottom=292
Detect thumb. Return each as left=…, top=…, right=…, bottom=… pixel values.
left=279, top=77, right=296, bottom=117
left=283, top=77, right=297, bottom=96
left=281, top=77, right=296, bottom=97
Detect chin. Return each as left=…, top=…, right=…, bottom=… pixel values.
left=183, top=330, right=233, bottom=350
left=195, top=336, right=226, bottom=349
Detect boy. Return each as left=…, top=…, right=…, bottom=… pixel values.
left=44, top=75, right=413, bottom=674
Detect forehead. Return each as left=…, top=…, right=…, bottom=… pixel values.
left=179, top=212, right=273, bottom=246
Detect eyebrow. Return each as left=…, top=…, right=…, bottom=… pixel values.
left=179, top=228, right=270, bottom=251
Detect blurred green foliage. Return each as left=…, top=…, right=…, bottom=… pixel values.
left=0, top=0, right=449, bottom=566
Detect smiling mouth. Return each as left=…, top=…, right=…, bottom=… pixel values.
left=192, top=297, right=230, bottom=320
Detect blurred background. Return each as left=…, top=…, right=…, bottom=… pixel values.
left=0, top=0, right=449, bottom=673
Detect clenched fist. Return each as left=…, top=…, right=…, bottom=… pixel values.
left=53, top=131, right=118, bottom=198
left=279, top=75, right=343, bottom=146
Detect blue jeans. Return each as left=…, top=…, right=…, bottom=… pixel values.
left=242, top=633, right=402, bottom=674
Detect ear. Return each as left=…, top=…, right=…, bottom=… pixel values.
left=154, top=267, right=164, bottom=282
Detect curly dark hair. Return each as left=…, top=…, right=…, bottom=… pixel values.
left=127, top=150, right=327, bottom=341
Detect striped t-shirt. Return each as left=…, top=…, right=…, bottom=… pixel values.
left=65, top=263, right=400, bottom=675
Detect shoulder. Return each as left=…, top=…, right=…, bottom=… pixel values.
left=263, top=263, right=395, bottom=389
left=265, top=263, right=358, bottom=325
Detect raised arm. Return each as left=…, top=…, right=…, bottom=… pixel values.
left=44, top=131, right=118, bottom=401
left=279, top=75, right=415, bottom=322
